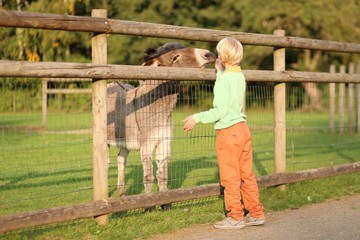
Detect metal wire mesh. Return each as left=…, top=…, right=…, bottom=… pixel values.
left=1, top=78, right=359, bottom=216
left=0, top=78, right=93, bottom=215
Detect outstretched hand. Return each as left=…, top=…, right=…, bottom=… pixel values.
left=183, top=115, right=197, bottom=131
left=215, top=58, right=223, bottom=72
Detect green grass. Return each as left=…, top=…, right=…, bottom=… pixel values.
left=0, top=109, right=360, bottom=239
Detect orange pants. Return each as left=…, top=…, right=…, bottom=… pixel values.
left=216, top=122, right=264, bottom=221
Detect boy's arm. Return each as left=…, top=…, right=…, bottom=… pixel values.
left=193, top=72, right=229, bottom=124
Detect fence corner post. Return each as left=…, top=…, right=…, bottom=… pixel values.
left=92, top=9, right=109, bottom=225
left=273, top=29, right=286, bottom=191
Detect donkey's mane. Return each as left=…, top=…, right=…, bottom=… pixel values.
left=143, top=42, right=185, bottom=62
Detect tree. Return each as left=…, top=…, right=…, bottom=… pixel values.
left=234, top=0, right=360, bottom=110
left=0, top=0, right=95, bottom=62
left=1, top=0, right=359, bottom=105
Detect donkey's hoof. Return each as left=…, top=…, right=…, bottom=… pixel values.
left=144, top=206, right=156, bottom=213
left=161, top=203, right=172, bottom=211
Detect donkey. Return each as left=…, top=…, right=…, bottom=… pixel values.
left=107, top=43, right=215, bottom=202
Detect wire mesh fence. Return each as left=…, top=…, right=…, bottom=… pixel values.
left=0, top=78, right=93, bottom=215
left=0, top=77, right=359, bottom=217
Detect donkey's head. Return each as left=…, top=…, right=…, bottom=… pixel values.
left=142, top=42, right=216, bottom=68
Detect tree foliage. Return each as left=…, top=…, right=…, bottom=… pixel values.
left=0, top=0, right=359, bottom=69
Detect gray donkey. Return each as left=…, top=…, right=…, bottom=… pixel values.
left=107, top=43, right=215, bottom=203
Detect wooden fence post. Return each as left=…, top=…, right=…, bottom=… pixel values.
left=339, top=65, right=346, bottom=135
left=348, top=63, right=355, bottom=133
left=92, top=9, right=109, bottom=225
left=42, top=79, right=47, bottom=130
left=273, top=29, right=286, bottom=191
left=329, top=65, right=336, bottom=134
left=357, top=62, right=360, bottom=133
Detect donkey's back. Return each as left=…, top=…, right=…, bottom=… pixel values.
left=106, top=80, right=178, bottom=151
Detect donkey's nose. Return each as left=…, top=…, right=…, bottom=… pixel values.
left=195, top=49, right=216, bottom=68
left=203, top=50, right=216, bottom=63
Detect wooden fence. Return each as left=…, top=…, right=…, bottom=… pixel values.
left=0, top=9, right=360, bottom=232
left=329, top=63, right=360, bottom=134
left=41, top=78, right=92, bottom=129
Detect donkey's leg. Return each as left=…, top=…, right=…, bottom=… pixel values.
left=140, top=144, right=155, bottom=194
left=117, top=148, right=129, bottom=197
left=155, top=137, right=172, bottom=211
left=155, top=139, right=170, bottom=192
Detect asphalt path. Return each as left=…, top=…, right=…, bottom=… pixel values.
left=147, top=194, right=360, bottom=240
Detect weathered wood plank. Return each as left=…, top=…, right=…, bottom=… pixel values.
left=0, top=61, right=360, bottom=83
left=0, top=185, right=221, bottom=233
left=257, top=162, right=360, bottom=187
left=0, top=10, right=359, bottom=53
left=1, top=162, right=359, bottom=233
left=91, top=9, right=109, bottom=225
left=45, top=89, right=91, bottom=94
left=273, top=29, right=286, bottom=191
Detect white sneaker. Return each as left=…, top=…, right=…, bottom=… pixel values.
left=214, top=217, right=246, bottom=230
left=245, top=214, right=265, bottom=226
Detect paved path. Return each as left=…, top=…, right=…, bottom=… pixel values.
left=148, top=194, right=360, bottom=240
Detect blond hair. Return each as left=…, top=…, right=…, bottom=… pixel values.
left=216, top=37, right=243, bottom=66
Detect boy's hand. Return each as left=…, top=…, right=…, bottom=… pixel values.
left=215, top=58, right=223, bottom=72
left=183, top=115, right=197, bottom=131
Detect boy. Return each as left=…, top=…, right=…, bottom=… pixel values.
left=183, top=37, right=265, bottom=230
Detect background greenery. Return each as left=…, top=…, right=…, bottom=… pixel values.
left=1, top=0, right=359, bottom=111
left=1, top=0, right=359, bottom=68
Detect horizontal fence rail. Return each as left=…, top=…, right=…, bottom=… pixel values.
left=45, top=89, right=92, bottom=94
left=0, top=61, right=359, bottom=83
left=0, top=10, right=360, bottom=53
left=1, top=162, right=359, bottom=233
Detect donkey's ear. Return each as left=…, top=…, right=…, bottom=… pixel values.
left=172, top=54, right=180, bottom=62
left=145, top=48, right=157, bottom=55
left=144, top=48, right=157, bottom=61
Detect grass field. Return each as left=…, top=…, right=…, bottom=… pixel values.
left=0, top=109, right=359, bottom=239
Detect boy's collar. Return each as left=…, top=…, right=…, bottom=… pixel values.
left=224, top=66, right=241, bottom=72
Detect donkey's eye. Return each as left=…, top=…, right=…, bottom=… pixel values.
left=172, top=55, right=180, bottom=62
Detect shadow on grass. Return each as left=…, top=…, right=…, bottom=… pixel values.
left=108, top=155, right=220, bottom=197
left=0, top=167, right=93, bottom=192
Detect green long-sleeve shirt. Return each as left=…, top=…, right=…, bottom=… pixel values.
left=193, top=66, right=246, bottom=129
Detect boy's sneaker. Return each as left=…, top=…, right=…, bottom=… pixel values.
left=245, top=214, right=265, bottom=226
left=214, top=217, right=246, bottom=230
